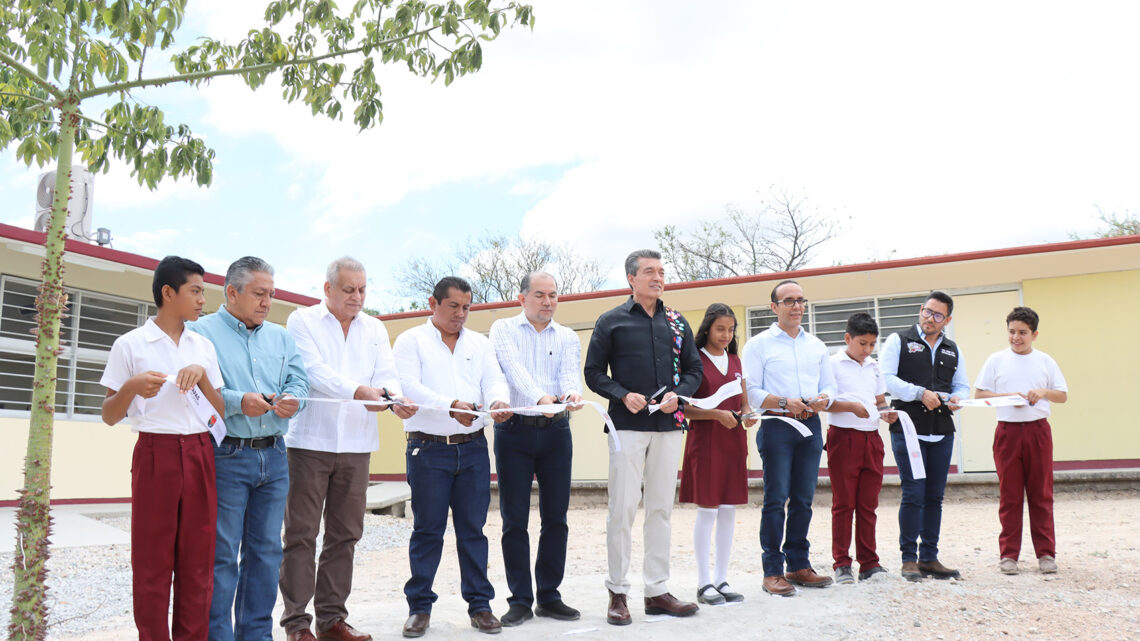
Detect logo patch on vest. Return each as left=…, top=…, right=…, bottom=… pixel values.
left=906, top=341, right=925, bottom=354
left=940, top=348, right=956, bottom=357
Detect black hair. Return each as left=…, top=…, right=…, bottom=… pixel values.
left=925, top=290, right=954, bottom=316
left=1006, top=306, right=1039, bottom=332
left=152, top=255, right=205, bottom=307
left=770, top=279, right=800, bottom=303
left=695, top=303, right=738, bottom=355
left=432, top=276, right=472, bottom=302
left=845, top=312, right=879, bottom=338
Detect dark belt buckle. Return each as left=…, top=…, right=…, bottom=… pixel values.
left=445, top=433, right=461, bottom=445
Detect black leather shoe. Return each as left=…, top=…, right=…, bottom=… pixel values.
left=535, top=600, right=580, bottom=621
left=499, top=604, right=533, bottom=627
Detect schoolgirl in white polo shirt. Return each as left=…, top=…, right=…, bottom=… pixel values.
left=100, top=256, right=224, bottom=641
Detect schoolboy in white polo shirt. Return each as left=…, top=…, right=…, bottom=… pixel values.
left=974, top=306, right=1068, bottom=576
left=101, top=255, right=225, bottom=641
left=826, top=313, right=897, bottom=584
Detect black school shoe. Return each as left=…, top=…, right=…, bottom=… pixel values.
left=499, top=604, right=533, bottom=627
left=858, top=565, right=888, bottom=581
left=535, top=600, right=581, bottom=621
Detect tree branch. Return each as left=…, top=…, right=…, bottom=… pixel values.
left=79, top=25, right=443, bottom=100
left=0, top=51, right=67, bottom=101
left=0, top=91, right=54, bottom=107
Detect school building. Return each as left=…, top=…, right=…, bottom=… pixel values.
left=1, top=221, right=1137, bottom=503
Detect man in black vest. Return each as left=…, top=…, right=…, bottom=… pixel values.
left=880, top=291, right=970, bottom=581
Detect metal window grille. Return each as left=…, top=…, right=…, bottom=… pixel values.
left=0, top=275, right=155, bottom=417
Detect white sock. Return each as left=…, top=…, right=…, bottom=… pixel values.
left=713, top=505, right=736, bottom=586
left=694, top=507, right=717, bottom=587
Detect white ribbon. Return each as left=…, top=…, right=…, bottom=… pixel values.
left=164, top=375, right=227, bottom=446
left=647, top=379, right=743, bottom=414
left=892, top=410, right=926, bottom=480
left=286, top=396, right=623, bottom=452
left=953, top=395, right=1027, bottom=408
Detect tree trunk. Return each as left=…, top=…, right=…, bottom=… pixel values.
left=8, top=97, right=78, bottom=641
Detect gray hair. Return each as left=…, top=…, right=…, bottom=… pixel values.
left=326, top=256, right=365, bottom=287
left=225, top=256, right=275, bottom=293
left=519, top=270, right=557, bottom=295
left=624, top=249, right=662, bottom=278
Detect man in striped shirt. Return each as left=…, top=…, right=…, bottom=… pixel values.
left=488, top=271, right=584, bottom=627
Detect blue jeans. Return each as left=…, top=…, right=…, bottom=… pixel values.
left=756, top=415, right=823, bottom=577
left=891, top=431, right=955, bottom=563
left=404, top=434, right=494, bottom=615
left=209, top=437, right=290, bottom=641
left=494, top=417, right=573, bottom=608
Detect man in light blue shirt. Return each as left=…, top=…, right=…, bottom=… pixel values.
left=741, top=279, right=837, bottom=596
left=190, top=256, right=309, bottom=641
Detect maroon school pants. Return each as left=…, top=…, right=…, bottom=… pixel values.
left=131, top=432, right=217, bottom=641
left=993, top=418, right=1055, bottom=560
left=826, top=426, right=885, bottom=570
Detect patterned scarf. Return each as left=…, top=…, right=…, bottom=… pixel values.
left=664, top=307, right=688, bottom=430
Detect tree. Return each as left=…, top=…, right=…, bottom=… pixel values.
left=1070, top=207, right=1140, bottom=239
left=0, top=1, right=533, bottom=637
left=396, top=233, right=606, bottom=303
left=654, top=186, right=837, bottom=282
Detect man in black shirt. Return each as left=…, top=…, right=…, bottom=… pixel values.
left=584, top=249, right=703, bottom=626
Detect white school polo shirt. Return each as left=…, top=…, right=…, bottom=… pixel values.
left=974, top=348, right=1068, bottom=422
left=100, top=319, right=224, bottom=435
left=828, top=350, right=886, bottom=431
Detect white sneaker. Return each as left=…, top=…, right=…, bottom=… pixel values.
left=999, top=558, right=1019, bottom=575
left=1038, top=556, right=1058, bottom=574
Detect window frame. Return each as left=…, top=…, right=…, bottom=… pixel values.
left=0, top=274, right=155, bottom=420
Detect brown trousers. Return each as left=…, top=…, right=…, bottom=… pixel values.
left=278, top=448, right=371, bottom=634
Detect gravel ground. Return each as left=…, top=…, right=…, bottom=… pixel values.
left=3, top=490, right=1138, bottom=640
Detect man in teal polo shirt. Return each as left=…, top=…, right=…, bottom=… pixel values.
left=190, top=256, right=310, bottom=641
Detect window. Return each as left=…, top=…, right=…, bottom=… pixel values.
left=746, top=293, right=929, bottom=351
left=0, top=275, right=155, bottom=417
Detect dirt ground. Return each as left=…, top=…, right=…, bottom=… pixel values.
left=61, top=489, right=1140, bottom=641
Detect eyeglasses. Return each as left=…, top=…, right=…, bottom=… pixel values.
left=776, top=298, right=809, bottom=308
left=920, top=307, right=947, bottom=323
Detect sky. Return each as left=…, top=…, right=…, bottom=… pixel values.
left=2, top=1, right=1139, bottom=310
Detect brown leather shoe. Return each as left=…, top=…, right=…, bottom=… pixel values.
left=318, top=620, right=372, bottom=641
left=469, top=611, right=502, bottom=634
left=918, top=560, right=961, bottom=580
left=785, top=567, right=834, bottom=588
left=762, top=575, right=796, bottom=596
left=606, top=590, right=631, bottom=626
left=288, top=630, right=318, bottom=641
left=402, top=614, right=430, bottom=638
left=901, top=561, right=923, bottom=582
left=644, top=592, right=699, bottom=617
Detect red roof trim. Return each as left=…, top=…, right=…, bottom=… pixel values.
left=0, top=222, right=321, bottom=306
left=377, top=234, right=1140, bottom=321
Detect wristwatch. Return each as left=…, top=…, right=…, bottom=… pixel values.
left=778, top=397, right=787, bottom=410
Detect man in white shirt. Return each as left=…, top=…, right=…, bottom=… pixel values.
left=974, top=306, right=1068, bottom=576
left=740, top=279, right=836, bottom=596
left=487, top=272, right=583, bottom=627
left=279, top=257, right=416, bottom=641
left=393, top=276, right=512, bottom=638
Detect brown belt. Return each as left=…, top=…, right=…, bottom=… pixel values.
left=406, top=428, right=484, bottom=445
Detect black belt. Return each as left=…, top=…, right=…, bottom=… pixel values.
left=406, top=428, right=484, bottom=445
left=221, top=435, right=281, bottom=449
left=513, top=411, right=570, bottom=427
